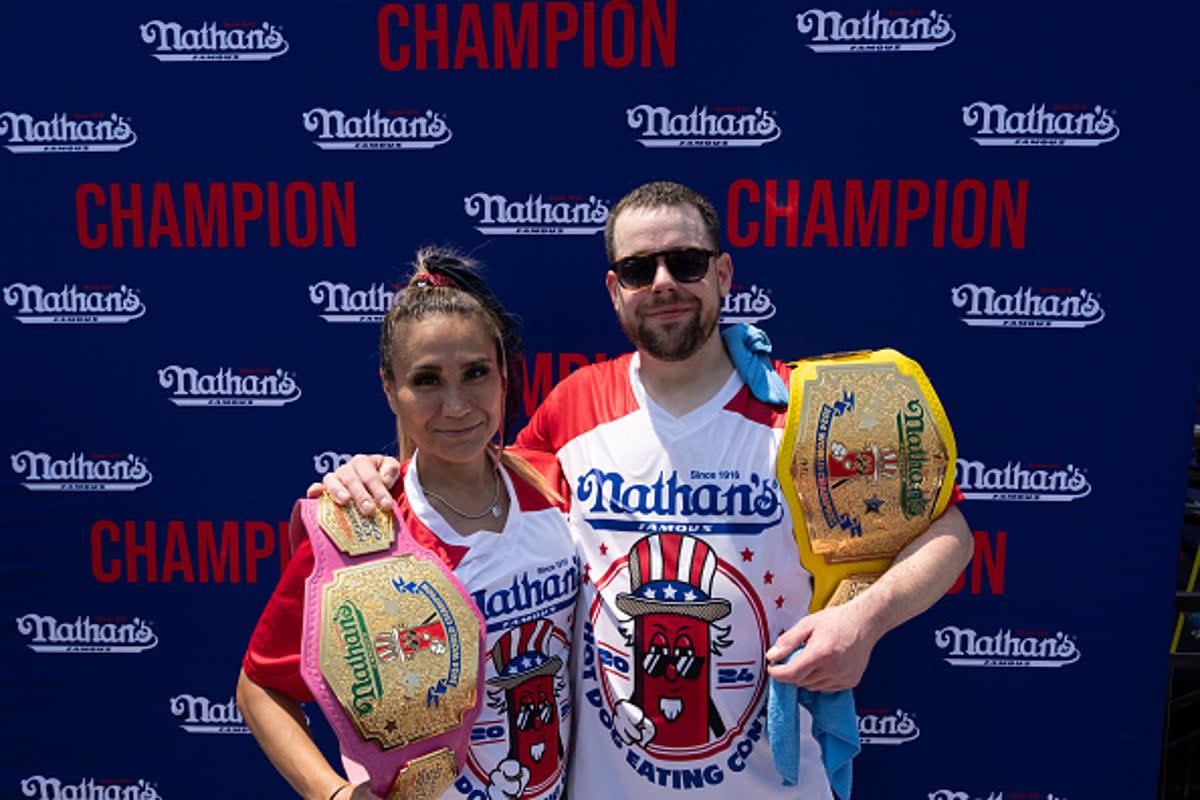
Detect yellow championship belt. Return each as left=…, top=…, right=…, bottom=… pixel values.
left=776, top=349, right=957, bottom=612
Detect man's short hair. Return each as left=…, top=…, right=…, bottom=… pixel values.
left=604, top=180, right=723, bottom=263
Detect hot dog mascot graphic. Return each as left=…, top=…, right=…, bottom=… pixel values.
left=613, top=533, right=733, bottom=749
left=484, top=619, right=567, bottom=796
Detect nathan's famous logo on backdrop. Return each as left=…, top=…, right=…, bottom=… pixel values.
left=928, top=790, right=1067, bottom=800
left=726, top=178, right=1028, bottom=250
left=857, top=707, right=920, bottom=745
left=20, top=777, right=161, bottom=800
left=377, top=0, right=677, bottom=71
left=957, top=458, right=1090, bottom=502
left=303, top=107, right=452, bottom=150
left=140, top=19, right=289, bottom=61
left=157, top=365, right=302, bottom=407
left=75, top=181, right=357, bottom=249
left=0, top=111, right=136, bottom=154
left=309, top=280, right=401, bottom=323
left=91, top=518, right=291, bottom=584
left=11, top=451, right=152, bottom=492
left=4, top=282, right=145, bottom=324
left=170, top=694, right=249, bottom=734
left=796, top=8, right=955, bottom=52
left=314, top=451, right=353, bottom=476
left=963, top=101, right=1119, bottom=147
left=464, top=192, right=609, bottom=235
left=950, top=284, right=1104, bottom=328
left=626, top=105, right=780, bottom=148
left=934, top=626, right=1080, bottom=668
left=719, top=283, right=776, bottom=324
left=15, top=613, right=159, bottom=654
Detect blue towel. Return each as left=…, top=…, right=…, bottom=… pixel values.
left=767, top=650, right=861, bottom=799
left=721, top=323, right=789, bottom=405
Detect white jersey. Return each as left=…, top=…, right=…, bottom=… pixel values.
left=516, top=354, right=832, bottom=800
left=401, top=459, right=580, bottom=800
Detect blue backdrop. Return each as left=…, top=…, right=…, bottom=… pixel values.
left=2, top=3, right=1197, bottom=799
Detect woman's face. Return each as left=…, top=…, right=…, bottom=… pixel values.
left=383, top=312, right=503, bottom=471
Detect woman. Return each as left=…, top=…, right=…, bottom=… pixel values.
left=237, top=248, right=577, bottom=800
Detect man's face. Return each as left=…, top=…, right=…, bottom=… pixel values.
left=607, top=205, right=731, bottom=362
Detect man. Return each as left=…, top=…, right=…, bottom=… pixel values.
left=325, top=181, right=972, bottom=798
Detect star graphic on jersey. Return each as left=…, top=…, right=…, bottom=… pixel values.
left=864, top=495, right=885, bottom=513
left=641, top=586, right=658, bottom=599
left=521, top=655, right=536, bottom=670
left=683, top=590, right=698, bottom=602
left=582, top=564, right=592, bottom=584
left=662, top=585, right=678, bottom=600
left=775, top=595, right=785, bottom=609
left=763, top=571, right=775, bottom=584
left=599, top=543, right=609, bottom=556
left=740, top=547, right=754, bottom=562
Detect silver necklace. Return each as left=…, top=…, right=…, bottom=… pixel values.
left=424, top=468, right=503, bottom=519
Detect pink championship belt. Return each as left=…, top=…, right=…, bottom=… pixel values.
left=295, top=493, right=486, bottom=800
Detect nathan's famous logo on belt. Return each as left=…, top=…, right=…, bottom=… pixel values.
left=857, top=707, right=920, bottom=745
left=11, top=451, right=152, bottom=492
left=170, top=694, right=249, bottom=734
left=958, top=458, right=1091, bottom=502
left=576, top=469, right=783, bottom=535
left=0, top=111, right=136, bottom=154
left=309, top=280, right=401, bottom=323
left=158, top=365, right=301, bottom=407
left=951, top=284, right=1105, bottom=328
left=796, top=8, right=956, bottom=52
left=314, top=451, right=353, bottom=476
left=626, top=104, right=780, bottom=148
left=934, top=626, right=1081, bottom=668
left=140, top=19, right=289, bottom=61
left=4, top=282, right=145, bottom=324
left=464, top=192, right=608, bottom=236
left=963, top=101, right=1119, bottom=147
left=20, top=777, right=162, bottom=800
left=929, top=789, right=1068, bottom=800
left=719, top=283, right=776, bottom=325
left=15, top=614, right=159, bottom=654
left=303, top=107, right=452, bottom=150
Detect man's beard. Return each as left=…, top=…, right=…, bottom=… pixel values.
left=621, top=294, right=719, bottom=362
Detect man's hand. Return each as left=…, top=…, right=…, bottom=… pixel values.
left=306, top=454, right=402, bottom=515
left=764, top=602, right=878, bottom=693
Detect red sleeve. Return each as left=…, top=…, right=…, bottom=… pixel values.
left=241, top=537, right=315, bottom=703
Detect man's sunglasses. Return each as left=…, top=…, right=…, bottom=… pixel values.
left=611, top=247, right=716, bottom=291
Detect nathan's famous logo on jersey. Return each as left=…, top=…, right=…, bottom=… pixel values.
left=796, top=8, right=956, bottom=52
left=158, top=365, right=301, bottom=407
left=626, top=105, right=780, bottom=148
left=303, top=107, right=452, bottom=150
left=951, top=284, right=1105, bottom=328
left=719, top=283, right=776, bottom=325
left=929, top=790, right=1068, bottom=800
left=576, top=468, right=784, bottom=535
left=963, top=101, right=1119, bottom=147
left=314, top=451, right=353, bottom=476
left=170, top=694, right=249, bottom=734
left=309, top=280, right=401, bottom=323
left=934, top=626, right=1080, bottom=668
left=957, top=458, right=1090, bottom=502
left=857, top=707, right=920, bottom=745
left=4, top=282, right=145, bottom=324
left=20, top=777, right=162, bottom=800
left=140, top=19, right=289, bottom=61
left=0, top=111, right=136, bottom=154
left=16, top=614, right=159, bottom=654
left=471, top=555, right=581, bottom=624
left=11, top=451, right=152, bottom=492
left=464, top=192, right=608, bottom=235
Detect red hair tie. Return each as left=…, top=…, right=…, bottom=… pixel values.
left=409, top=272, right=456, bottom=289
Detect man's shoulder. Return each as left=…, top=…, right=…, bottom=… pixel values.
left=522, top=352, right=639, bottom=450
